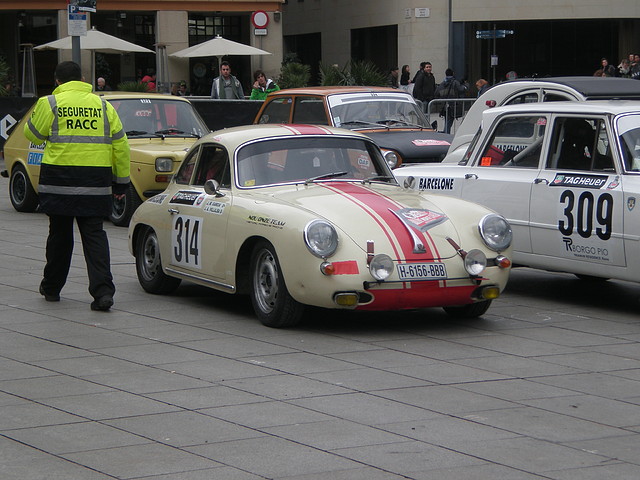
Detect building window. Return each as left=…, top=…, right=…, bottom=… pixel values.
left=188, top=15, right=241, bottom=44
left=134, top=15, right=155, bottom=48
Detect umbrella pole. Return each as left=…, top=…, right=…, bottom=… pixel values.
left=91, top=51, right=95, bottom=90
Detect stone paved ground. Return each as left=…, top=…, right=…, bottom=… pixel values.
left=1, top=173, right=640, bottom=479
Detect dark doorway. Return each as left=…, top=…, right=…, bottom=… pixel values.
left=351, top=24, right=398, bottom=75
left=468, top=19, right=620, bottom=82
left=284, top=32, right=321, bottom=85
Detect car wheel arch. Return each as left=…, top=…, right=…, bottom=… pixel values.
left=235, top=235, right=271, bottom=295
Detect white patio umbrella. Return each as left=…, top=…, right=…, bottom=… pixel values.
left=35, top=27, right=154, bottom=87
left=170, top=35, right=271, bottom=64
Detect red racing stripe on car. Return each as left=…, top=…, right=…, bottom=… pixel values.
left=331, top=260, right=359, bottom=275
left=323, top=182, right=436, bottom=261
left=321, top=183, right=402, bottom=259
left=282, top=125, right=334, bottom=135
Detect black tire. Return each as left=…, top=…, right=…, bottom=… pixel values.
left=135, top=226, right=181, bottom=294
left=110, top=183, right=142, bottom=227
left=9, top=164, right=38, bottom=212
left=250, top=241, right=304, bottom=328
left=443, top=300, right=492, bottom=318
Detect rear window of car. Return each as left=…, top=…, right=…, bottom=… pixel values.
left=257, top=97, right=292, bottom=124
left=292, top=97, right=327, bottom=124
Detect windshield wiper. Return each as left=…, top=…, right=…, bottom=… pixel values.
left=303, top=171, right=349, bottom=185
left=376, top=118, right=425, bottom=128
left=125, top=130, right=148, bottom=136
left=363, top=175, right=395, bottom=184
left=339, top=120, right=381, bottom=128
left=154, top=129, right=199, bottom=138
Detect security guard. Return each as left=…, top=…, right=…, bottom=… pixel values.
left=25, top=61, right=130, bottom=311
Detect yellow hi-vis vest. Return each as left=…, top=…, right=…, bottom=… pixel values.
left=24, top=81, right=130, bottom=216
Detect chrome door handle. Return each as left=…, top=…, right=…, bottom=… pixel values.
left=534, top=178, right=549, bottom=184
left=464, top=173, right=478, bottom=179
left=168, top=208, right=179, bottom=214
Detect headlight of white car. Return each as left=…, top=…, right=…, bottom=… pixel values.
left=369, top=254, right=394, bottom=281
left=478, top=214, right=512, bottom=251
left=304, top=220, right=338, bottom=258
left=380, top=149, right=401, bottom=169
left=464, top=249, right=487, bottom=276
left=155, top=157, right=173, bottom=172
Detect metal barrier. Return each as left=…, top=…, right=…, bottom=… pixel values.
left=425, top=98, right=476, bottom=135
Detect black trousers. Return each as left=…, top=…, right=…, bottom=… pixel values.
left=42, top=215, right=115, bottom=300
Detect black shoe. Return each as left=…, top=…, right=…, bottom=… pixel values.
left=39, top=284, right=60, bottom=302
left=91, top=296, right=113, bottom=311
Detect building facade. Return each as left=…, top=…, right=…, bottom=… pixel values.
left=1, top=1, right=639, bottom=97
left=0, top=0, right=284, bottom=96
left=282, top=0, right=640, bottom=90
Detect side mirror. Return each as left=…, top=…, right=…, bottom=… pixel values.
left=204, top=179, right=224, bottom=197
left=431, top=121, right=438, bottom=130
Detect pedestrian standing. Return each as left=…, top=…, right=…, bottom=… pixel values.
left=412, top=62, right=426, bottom=84
left=475, top=78, right=490, bottom=97
left=249, top=69, right=279, bottom=100
left=211, top=61, right=245, bottom=99
left=412, top=62, right=436, bottom=113
left=600, top=58, right=617, bottom=77
left=24, top=61, right=131, bottom=311
left=387, top=66, right=400, bottom=89
left=400, top=65, right=413, bottom=93
left=435, top=68, right=468, bottom=134
left=630, top=54, right=640, bottom=80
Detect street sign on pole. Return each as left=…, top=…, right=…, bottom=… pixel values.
left=68, top=5, right=87, bottom=36
left=476, top=29, right=514, bottom=40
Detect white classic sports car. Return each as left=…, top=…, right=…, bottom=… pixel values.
left=128, top=124, right=512, bottom=327
left=395, top=101, right=640, bottom=285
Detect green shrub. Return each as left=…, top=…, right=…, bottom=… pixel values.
left=319, top=60, right=386, bottom=87
left=278, top=62, right=311, bottom=89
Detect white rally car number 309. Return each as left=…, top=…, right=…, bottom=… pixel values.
left=558, top=190, right=613, bottom=241
left=171, top=215, right=203, bottom=269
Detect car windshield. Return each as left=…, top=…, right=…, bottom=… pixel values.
left=235, top=136, right=396, bottom=188
left=617, top=113, right=640, bottom=172
left=107, top=98, right=209, bottom=138
left=328, top=93, right=429, bottom=129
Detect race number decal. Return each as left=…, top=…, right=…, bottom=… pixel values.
left=171, top=215, right=202, bottom=268
left=558, top=190, right=613, bottom=241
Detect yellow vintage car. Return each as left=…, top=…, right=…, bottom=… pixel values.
left=128, top=124, right=513, bottom=328
left=1, top=92, right=210, bottom=226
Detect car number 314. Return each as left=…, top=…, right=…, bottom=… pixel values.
left=397, top=262, right=447, bottom=281
left=171, top=215, right=203, bottom=269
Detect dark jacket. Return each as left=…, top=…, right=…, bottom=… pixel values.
left=435, top=76, right=468, bottom=118
left=435, top=76, right=468, bottom=99
left=412, top=71, right=436, bottom=102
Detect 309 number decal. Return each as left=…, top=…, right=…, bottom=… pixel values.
left=558, top=190, right=613, bottom=240
left=172, top=215, right=202, bottom=268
